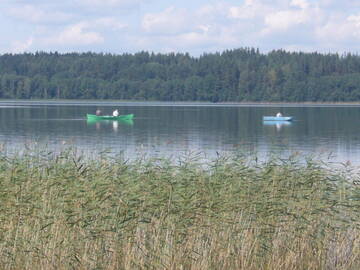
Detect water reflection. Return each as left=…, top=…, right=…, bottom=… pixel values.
left=86, top=118, right=133, bottom=133
left=86, top=118, right=134, bottom=126
left=263, top=121, right=292, bottom=131
left=2, top=102, right=360, bottom=163
left=112, top=121, right=118, bottom=132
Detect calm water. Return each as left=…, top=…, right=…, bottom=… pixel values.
left=1, top=101, right=360, bottom=163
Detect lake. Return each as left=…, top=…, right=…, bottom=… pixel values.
left=1, top=100, right=360, bottom=163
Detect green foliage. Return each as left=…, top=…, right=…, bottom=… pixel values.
left=1, top=49, right=360, bottom=101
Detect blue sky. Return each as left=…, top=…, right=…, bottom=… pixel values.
left=1, top=0, right=360, bottom=55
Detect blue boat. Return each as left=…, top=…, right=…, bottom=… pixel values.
left=263, top=116, right=293, bottom=121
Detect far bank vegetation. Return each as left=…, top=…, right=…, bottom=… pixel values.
left=1, top=49, right=360, bottom=102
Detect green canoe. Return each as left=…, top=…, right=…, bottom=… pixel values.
left=86, top=113, right=134, bottom=121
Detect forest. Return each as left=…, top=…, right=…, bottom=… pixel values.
left=1, top=48, right=360, bottom=102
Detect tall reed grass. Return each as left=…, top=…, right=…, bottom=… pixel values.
left=0, top=149, right=359, bottom=269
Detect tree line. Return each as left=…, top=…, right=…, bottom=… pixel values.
left=1, top=48, right=360, bottom=102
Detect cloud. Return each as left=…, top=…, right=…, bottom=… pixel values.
left=133, top=32, right=217, bottom=54
left=228, top=0, right=271, bottom=20
left=348, top=14, right=360, bottom=28
left=315, top=13, right=360, bottom=42
left=8, top=4, right=72, bottom=24
left=263, top=9, right=310, bottom=33
left=142, top=7, right=191, bottom=35
left=11, top=37, right=34, bottom=53
left=197, top=2, right=229, bottom=19
left=260, top=0, right=326, bottom=36
left=2, top=0, right=360, bottom=55
left=291, top=0, right=309, bottom=9
left=77, top=0, right=140, bottom=8
left=44, top=23, right=104, bottom=46
left=139, top=1, right=307, bottom=53
left=93, top=17, right=127, bottom=31
left=283, top=44, right=318, bottom=53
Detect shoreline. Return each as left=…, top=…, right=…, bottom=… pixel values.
left=1, top=99, right=360, bottom=107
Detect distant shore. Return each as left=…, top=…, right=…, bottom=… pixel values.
left=1, top=99, right=360, bottom=107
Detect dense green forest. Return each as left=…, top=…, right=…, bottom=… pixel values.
left=1, top=48, right=360, bottom=102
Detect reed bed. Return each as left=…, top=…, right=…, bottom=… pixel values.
left=0, top=149, right=359, bottom=270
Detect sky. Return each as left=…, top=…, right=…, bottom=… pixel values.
left=1, top=0, right=360, bottom=56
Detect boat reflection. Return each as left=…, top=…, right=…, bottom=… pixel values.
left=86, top=118, right=134, bottom=127
left=112, top=121, right=118, bottom=131
left=263, top=120, right=292, bottom=131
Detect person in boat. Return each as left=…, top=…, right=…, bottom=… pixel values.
left=113, top=109, right=119, bottom=117
left=96, top=109, right=102, bottom=116
left=276, top=112, right=282, bottom=117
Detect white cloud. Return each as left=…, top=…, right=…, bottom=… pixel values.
left=228, top=0, right=271, bottom=20
left=142, top=7, right=191, bottom=35
left=77, top=0, right=139, bottom=7
left=197, top=2, right=229, bottom=19
left=138, top=3, right=245, bottom=52
left=11, top=37, right=34, bottom=53
left=291, top=0, right=309, bottom=9
left=138, top=1, right=322, bottom=54
left=2, top=0, right=360, bottom=55
left=8, top=4, right=72, bottom=24
left=316, top=13, right=360, bottom=42
left=93, top=17, right=127, bottom=31
left=45, top=23, right=104, bottom=46
left=133, top=32, right=216, bottom=54
left=260, top=0, right=326, bottom=36
left=348, top=14, right=360, bottom=28
left=175, top=32, right=213, bottom=47
left=263, top=9, right=310, bottom=33
left=319, top=0, right=334, bottom=6
left=135, top=21, right=247, bottom=54
left=283, top=44, right=318, bottom=53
